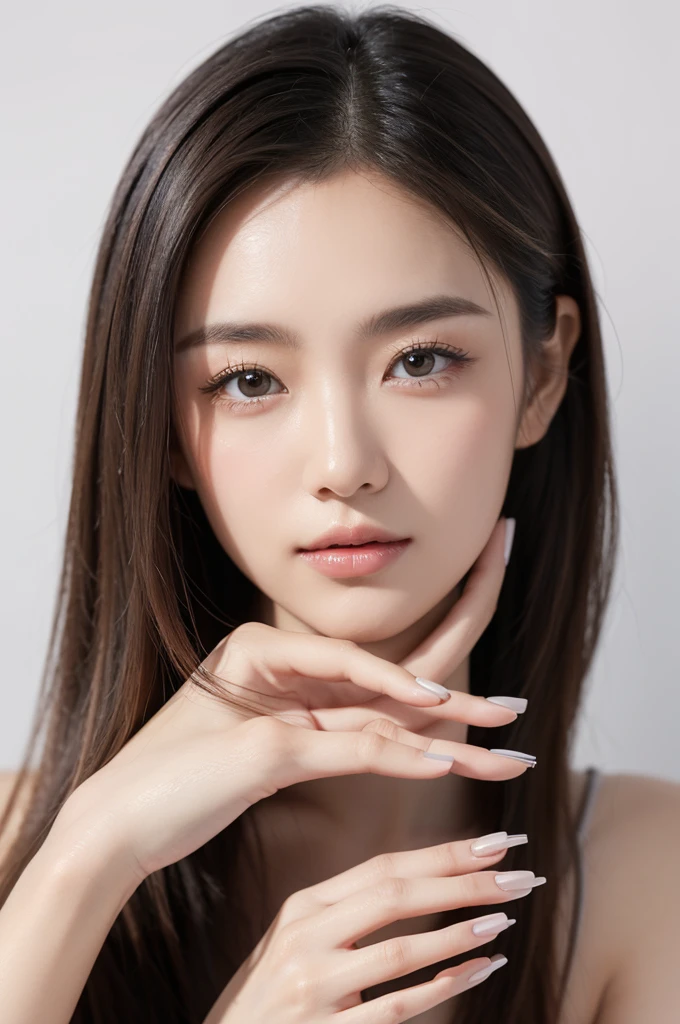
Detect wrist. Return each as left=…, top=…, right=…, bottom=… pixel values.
left=44, top=796, right=145, bottom=906
left=0, top=803, right=143, bottom=1024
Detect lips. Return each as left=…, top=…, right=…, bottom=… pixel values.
left=326, top=541, right=374, bottom=548
left=300, top=524, right=408, bottom=551
left=298, top=538, right=412, bottom=578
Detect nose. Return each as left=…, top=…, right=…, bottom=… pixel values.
left=300, top=384, right=389, bottom=499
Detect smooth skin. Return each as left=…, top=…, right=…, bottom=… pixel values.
left=167, top=167, right=680, bottom=1022
left=52, top=518, right=523, bottom=884
left=169, top=167, right=573, bottom=856
left=2, top=167, right=679, bottom=1022
left=202, top=835, right=537, bottom=1024
left=0, top=518, right=534, bottom=1024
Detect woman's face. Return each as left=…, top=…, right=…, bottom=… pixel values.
left=171, top=170, right=525, bottom=645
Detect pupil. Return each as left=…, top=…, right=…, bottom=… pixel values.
left=240, top=370, right=268, bottom=396
left=407, top=352, right=434, bottom=376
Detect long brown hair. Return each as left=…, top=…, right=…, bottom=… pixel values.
left=0, top=5, right=618, bottom=1021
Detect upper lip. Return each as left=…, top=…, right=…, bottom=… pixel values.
left=298, top=524, right=410, bottom=551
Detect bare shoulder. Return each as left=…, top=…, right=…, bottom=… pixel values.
left=561, top=768, right=680, bottom=1024
left=591, top=768, right=680, bottom=830
left=587, top=768, right=680, bottom=949
left=585, top=770, right=680, bottom=931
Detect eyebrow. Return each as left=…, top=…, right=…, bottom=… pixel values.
left=174, top=294, right=492, bottom=352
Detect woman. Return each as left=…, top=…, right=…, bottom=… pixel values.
left=0, top=5, right=677, bottom=1023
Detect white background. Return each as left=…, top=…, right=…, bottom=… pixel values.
left=1, top=0, right=678, bottom=779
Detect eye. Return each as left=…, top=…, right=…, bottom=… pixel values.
left=198, top=338, right=476, bottom=412
left=198, top=361, right=283, bottom=407
left=386, top=339, right=474, bottom=382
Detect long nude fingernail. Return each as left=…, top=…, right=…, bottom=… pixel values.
left=489, top=748, right=536, bottom=767
left=486, top=696, right=528, bottom=714
left=495, top=870, right=546, bottom=892
left=468, top=954, right=508, bottom=984
left=470, top=832, right=528, bottom=856
left=415, top=677, right=452, bottom=702
left=471, top=912, right=516, bottom=937
left=504, top=518, right=516, bottom=566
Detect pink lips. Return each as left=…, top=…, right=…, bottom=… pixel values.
left=297, top=539, right=412, bottom=578
left=300, top=523, right=407, bottom=551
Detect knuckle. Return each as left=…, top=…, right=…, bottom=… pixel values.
left=364, top=717, right=400, bottom=741
left=379, top=993, right=409, bottom=1023
left=354, top=729, right=387, bottom=766
left=335, top=637, right=358, bottom=656
left=276, top=892, right=303, bottom=925
left=223, top=624, right=248, bottom=650
left=230, top=620, right=262, bottom=640
left=276, top=956, right=316, bottom=1011
left=381, top=935, right=411, bottom=973
left=222, top=621, right=265, bottom=656
left=274, top=920, right=310, bottom=960
left=430, top=841, right=464, bottom=876
left=457, top=871, right=486, bottom=903
left=277, top=886, right=319, bottom=924
left=371, top=850, right=401, bottom=878
left=373, top=875, right=410, bottom=910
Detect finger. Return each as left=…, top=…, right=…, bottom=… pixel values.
left=275, top=716, right=535, bottom=793
left=359, top=718, right=535, bottom=781
left=435, top=951, right=509, bottom=989
left=319, top=685, right=524, bottom=738
left=333, top=908, right=516, bottom=998
left=221, top=621, right=519, bottom=722
left=258, top=718, right=460, bottom=796
left=399, top=517, right=510, bottom=685
left=334, top=956, right=507, bottom=1023
left=308, top=868, right=542, bottom=958
left=291, top=831, right=527, bottom=911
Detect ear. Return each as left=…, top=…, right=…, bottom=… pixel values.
left=169, top=424, right=196, bottom=490
left=515, top=295, right=581, bottom=450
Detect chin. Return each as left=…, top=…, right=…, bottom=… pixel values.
left=277, top=590, right=454, bottom=649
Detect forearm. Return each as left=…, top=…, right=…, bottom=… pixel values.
left=0, top=813, right=141, bottom=1024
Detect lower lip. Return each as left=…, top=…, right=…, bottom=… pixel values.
left=298, top=540, right=412, bottom=578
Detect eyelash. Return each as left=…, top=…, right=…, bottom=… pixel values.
left=197, top=337, right=475, bottom=412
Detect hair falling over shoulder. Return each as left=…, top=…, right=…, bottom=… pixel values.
left=0, top=5, right=618, bottom=1022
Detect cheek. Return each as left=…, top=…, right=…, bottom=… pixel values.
left=394, top=396, right=515, bottom=586
left=396, top=393, right=514, bottom=515
left=193, top=435, right=283, bottom=561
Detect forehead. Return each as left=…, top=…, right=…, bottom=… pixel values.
left=173, top=170, right=515, bottom=344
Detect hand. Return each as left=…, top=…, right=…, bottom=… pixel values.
left=53, top=518, right=528, bottom=884
left=202, top=831, right=543, bottom=1023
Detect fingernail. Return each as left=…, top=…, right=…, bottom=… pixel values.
left=489, top=748, right=536, bottom=767
left=470, top=832, right=528, bottom=856
left=415, top=677, right=451, bottom=702
left=471, top=912, right=516, bottom=937
left=504, top=518, right=516, bottom=566
left=495, top=870, right=547, bottom=892
left=468, top=953, right=508, bottom=984
left=486, top=696, right=527, bottom=714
